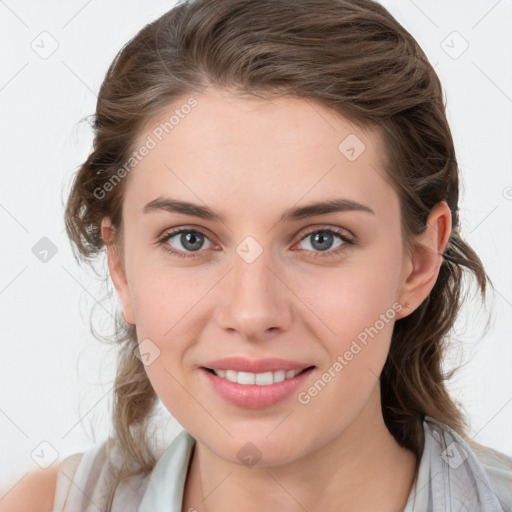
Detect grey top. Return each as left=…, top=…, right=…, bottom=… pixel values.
left=53, top=415, right=512, bottom=511
left=137, top=416, right=512, bottom=512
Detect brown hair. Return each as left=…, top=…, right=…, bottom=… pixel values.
left=63, top=0, right=494, bottom=507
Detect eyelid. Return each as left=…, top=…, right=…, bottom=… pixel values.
left=157, top=224, right=357, bottom=243
left=157, top=224, right=356, bottom=258
left=292, top=225, right=355, bottom=254
left=157, top=226, right=216, bottom=249
left=297, top=224, right=355, bottom=241
left=157, top=224, right=216, bottom=242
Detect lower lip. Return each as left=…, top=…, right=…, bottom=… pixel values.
left=200, top=367, right=315, bottom=409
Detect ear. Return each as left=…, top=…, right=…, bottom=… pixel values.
left=395, top=200, right=452, bottom=320
left=101, top=217, right=136, bottom=325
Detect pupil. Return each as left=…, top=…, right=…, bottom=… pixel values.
left=312, top=232, right=332, bottom=251
left=182, top=232, right=203, bottom=251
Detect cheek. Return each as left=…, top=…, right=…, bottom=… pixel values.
left=299, top=259, right=401, bottom=338
left=143, top=361, right=200, bottom=429
left=130, top=266, right=205, bottom=334
left=295, top=269, right=398, bottom=423
left=292, top=253, right=401, bottom=387
left=129, top=270, right=209, bottom=420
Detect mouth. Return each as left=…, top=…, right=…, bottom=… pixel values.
left=202, top=366, right=315, bottom=386
left=200, top=364, right=317, bottom=409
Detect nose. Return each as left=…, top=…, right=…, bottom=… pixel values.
left=214, top=242, right=292, bottom=341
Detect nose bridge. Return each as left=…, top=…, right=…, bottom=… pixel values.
left=234, top=241, right=272, bottom=295
left=216, top=235, right=289, bottom=337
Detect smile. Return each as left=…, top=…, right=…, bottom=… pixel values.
left=206, top=368, right=306, bottom=385
left=201, top=365, right=316, bottom=409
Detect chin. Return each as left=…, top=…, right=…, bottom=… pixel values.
left=203, top=433, right=304, bottom=469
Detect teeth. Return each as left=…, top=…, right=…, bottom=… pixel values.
left=212, top=368, right=303, bottom=385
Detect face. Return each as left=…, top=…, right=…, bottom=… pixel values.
left=103, top=87, right=442, bottom=467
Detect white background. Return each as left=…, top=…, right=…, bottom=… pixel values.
left=0, top=0, right=511, bottom=491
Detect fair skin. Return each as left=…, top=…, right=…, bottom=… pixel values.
left=0, top=88, right=450, bottom=512
left=101, top=87, right=451, bottom=512
left=0, top=466, right=58, bottom=512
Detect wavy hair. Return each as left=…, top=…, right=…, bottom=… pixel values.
left=63, top=0, right=494, bottom=507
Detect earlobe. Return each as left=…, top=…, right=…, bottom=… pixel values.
left=396, top=201, right=452, bottom=319
left=101, top=218, right=136, bottom=325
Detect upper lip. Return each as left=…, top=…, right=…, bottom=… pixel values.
left=201, top=357, right=314, bottom=373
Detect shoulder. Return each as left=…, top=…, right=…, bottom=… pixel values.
left=52, top=438, right=154, bottom=512
left=467, top=439, right=512, bottom=512
left=0, top=464, right=60, bottom=512
left=1, top=440, right=113, bottom=512
left=422, top=416, right=512, bottom=510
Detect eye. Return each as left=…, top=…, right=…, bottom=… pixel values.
left=157, top=228, right=213, bottom=258
left=157, top=226, right=355, bottom=260
left=294, top=227, right=355, bottom=258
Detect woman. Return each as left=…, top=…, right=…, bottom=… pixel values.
left=5, top=0, right=512, bottom=511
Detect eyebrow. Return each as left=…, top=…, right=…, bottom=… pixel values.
left=142, top=196, right=375, bottom=223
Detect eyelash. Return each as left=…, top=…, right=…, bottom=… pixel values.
left=157, top=226, right=355, bottom=260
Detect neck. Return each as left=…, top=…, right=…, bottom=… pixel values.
left=182, top=386, right=418, bottom=512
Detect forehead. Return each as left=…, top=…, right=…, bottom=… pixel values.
left=137, top=87, right=380, bottom=153
left=124, top=87, right=397, bottom=223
